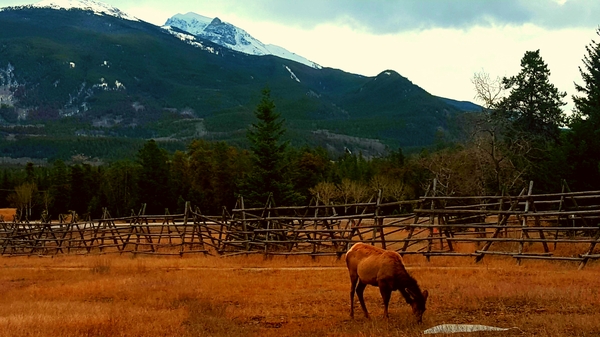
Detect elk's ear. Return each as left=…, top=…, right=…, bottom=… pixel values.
left=422, top=290, right=429, bottom=301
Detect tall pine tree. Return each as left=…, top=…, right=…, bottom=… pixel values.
left=495, top=49, right=567, bottom=143
left=242, top=89, right=301, bottom=207
left=567, top=29, right=600, bottom=189
left=137, top=140, right=171, bottom=214
left=493, top=50, right=567, bottom=191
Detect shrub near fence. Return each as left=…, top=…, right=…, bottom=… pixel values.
left=2, top=182, right=600, bottom=269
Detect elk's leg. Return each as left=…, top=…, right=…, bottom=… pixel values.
left=379, top=284, right=392, bottom=319
left=356, top=280, right=369, bottom=318
left=349, top=274, right=358, bottom=318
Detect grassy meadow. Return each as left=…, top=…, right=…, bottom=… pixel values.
left=0, top=253, right=599, bottom=337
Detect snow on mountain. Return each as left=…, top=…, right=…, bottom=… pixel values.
left=4, top=2, right=319, bottom=69
left=161, top=26, right=219, bottom=55
left=32, top=0, right=138, bottom=21
left=265, top=44, right=321, bottom=70
left=164, top=12, right=212, bottom=36
left=165, top=13, right=321, bottom=69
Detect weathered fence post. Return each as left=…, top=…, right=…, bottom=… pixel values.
left=475, top=190, right=513, bottom=263
left=240, top=196, right=250, bottom=251
left=179, top=201, right=190, bottom=255
left=579, top=228, right=600, bottom=270
left=375, top=189, right=386, bottom=249
left=516, top=181, right=534, bottom=265
left=426, top=179, right=438, bottom=262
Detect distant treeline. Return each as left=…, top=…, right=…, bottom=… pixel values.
left=0, top=139, right=420, bottom=219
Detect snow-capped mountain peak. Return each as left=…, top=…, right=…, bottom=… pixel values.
left=164, top=12, right=212, bottom=36
left=164, top=13, right=321, bottom=69
left=32, top=0, right=138, bottom=21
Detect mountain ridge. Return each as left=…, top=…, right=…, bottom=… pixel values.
left=164, top=12, right=321, bottom=69
left=0, top=3, right=478, bottom=162
left=9, top=0, right=140, bottom=21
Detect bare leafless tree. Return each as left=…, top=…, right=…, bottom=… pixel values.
left=369, top=174, right=407, bottom=202
left=10, top=182, right=37, bottom=220
left=309, top=182, right=338, bottom=205
left=336, top=179, right=370, bottom=204
left=466, top=70, right=530, bottom=194
left=471, top=70, right=504, bottom=110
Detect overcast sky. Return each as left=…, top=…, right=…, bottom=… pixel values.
left=4, top=0, right=600, bottom=113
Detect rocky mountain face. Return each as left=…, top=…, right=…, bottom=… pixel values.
left=164, top=12, right=211, bottom=35
left=164, top=12, right=321, bottom=69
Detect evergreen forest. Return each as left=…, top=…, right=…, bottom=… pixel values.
left=3, top=29, right=600, bottom=221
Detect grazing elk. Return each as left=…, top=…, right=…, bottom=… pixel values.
left=345, top=242, right=429, bottom=323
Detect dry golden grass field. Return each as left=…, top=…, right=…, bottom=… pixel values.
left=1, top=253, right=599, bottom=337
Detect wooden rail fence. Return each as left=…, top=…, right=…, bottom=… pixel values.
left=2, top=182, right=600, bottom=269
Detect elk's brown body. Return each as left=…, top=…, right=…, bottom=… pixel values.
left=345, top=242, right=429, bottom=323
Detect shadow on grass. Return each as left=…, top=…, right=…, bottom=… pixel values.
left=182, top=299, right=259, bottom=337
left=89, top=257, right=111, bottom=275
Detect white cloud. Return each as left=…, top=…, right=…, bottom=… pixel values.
left=229, top=18, right=594, bottom=112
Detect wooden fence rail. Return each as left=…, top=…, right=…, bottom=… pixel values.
left=2, top=182, right=600, bottom=268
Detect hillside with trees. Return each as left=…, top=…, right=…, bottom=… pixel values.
left=2, top=28, right=600, bottom=219
left=0, top=6, right=473, bottom=163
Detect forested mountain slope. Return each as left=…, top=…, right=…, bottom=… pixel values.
left=0, top=6, right=476, bottom=162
